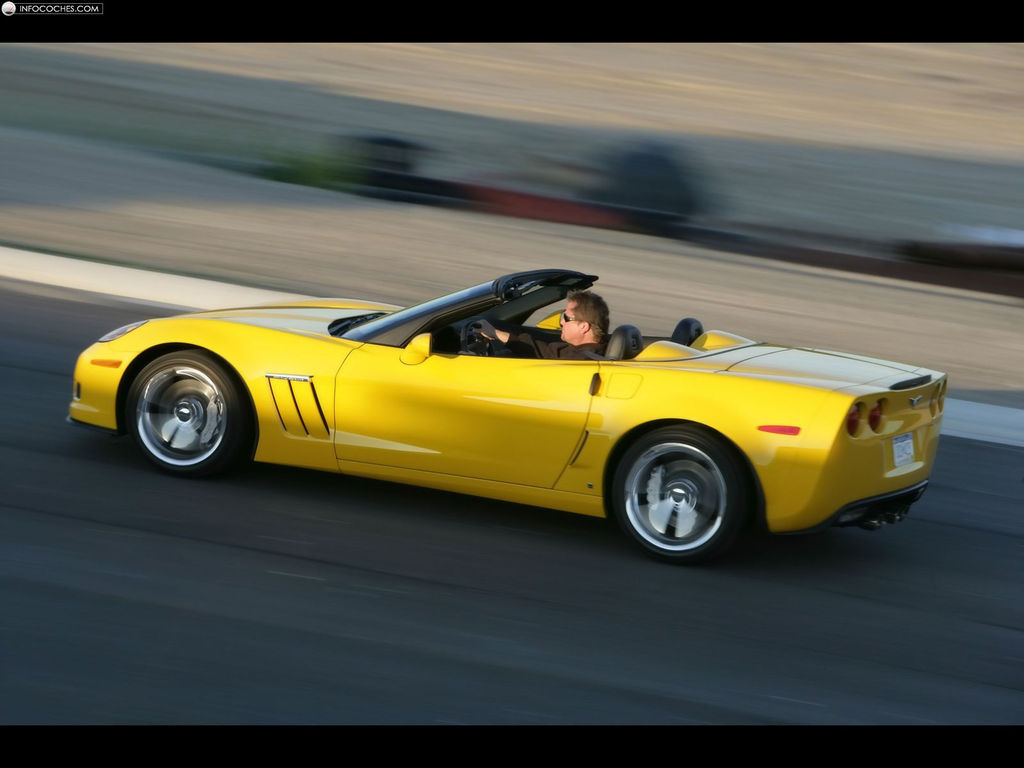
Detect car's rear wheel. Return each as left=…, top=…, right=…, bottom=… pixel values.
left=127, top=350, right=251, bottom=476
left=612, top=425, right=751, bottom=563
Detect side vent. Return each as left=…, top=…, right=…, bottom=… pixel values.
left=266, top=374, right=330, bottom=439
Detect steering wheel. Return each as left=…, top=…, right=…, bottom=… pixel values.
left=460, top=317, right=507, bottom=357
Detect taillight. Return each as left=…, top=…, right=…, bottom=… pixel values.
left=868, top=400, right=884, bottom=432
left=846, top=403, right=862, bottom=436
left=930, top=381, right=947, bottom=416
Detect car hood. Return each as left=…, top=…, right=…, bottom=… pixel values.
left=185, top=300, right=401, bottom=336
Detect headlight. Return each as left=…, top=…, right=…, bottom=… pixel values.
left=98, top=320, right=147, bottom=342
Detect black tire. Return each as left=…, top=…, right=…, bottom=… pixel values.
left=611, top=425, right=751, bottom=563
left=126, top=350, right=251, bottom=477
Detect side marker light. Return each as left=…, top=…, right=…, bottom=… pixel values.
left=758, top=425, right=801, bottom=435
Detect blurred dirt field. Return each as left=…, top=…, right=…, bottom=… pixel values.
left=1, top=44, right=1022, bottom=406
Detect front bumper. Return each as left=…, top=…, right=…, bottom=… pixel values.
left=68, top=344, right=129, bottom=432
left=66, top=414, right=120, bottom=436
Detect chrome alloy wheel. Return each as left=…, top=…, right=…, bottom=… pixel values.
left=136, top=365, right=226, bottom=467
left=623, top=442, right=727, bottom=552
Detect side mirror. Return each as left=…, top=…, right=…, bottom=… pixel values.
left=399, top=332, right=432, bottom=365
left=536, top=310, right=562, bottom=330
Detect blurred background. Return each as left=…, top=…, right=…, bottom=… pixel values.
left=2, top=44, right=1023, bottom=724
left=2, top=43, right=1022, bottom=405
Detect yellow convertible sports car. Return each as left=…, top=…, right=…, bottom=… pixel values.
left=69, top=269, right=945, bottom=563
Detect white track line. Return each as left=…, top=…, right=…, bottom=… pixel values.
left=942, top=400, right=1024, bottom=449
left=0, top=245, right=310, bottom=309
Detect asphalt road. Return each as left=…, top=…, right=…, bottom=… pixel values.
left=2, top=281, right=1021, bottom=724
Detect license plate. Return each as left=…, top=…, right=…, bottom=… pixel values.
left=892, top=432, right=915, bottom=467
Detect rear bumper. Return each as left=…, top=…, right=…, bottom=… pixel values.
left=827, top=480, right=928, bottom=531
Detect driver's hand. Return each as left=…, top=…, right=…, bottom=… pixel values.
left=474, top=319, right=498, bottom=340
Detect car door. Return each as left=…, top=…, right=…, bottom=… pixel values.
left=333, top=342, right=599, bottom=488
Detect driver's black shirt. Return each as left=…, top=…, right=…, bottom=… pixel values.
left=506, top=327, right=606, bottom=360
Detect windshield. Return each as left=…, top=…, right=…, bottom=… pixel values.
left=341, top=283, right=494, bottom=345
left=341, top=270, right=598, bottom=347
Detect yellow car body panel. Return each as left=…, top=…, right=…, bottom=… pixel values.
left=334, top=346, right=598, bottom=487
left=69, top=270, right=946, bottom=560
left=554, top=358, right=941, bottom=532
left=70, top=303, right=389, bottom=472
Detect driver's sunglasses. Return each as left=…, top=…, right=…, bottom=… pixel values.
left=561, top=312, right=578, bottom=324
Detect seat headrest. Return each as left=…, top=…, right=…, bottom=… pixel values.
left=671, top=317, right=704, bottom=347
left=605, top=324, right=644, bottom=360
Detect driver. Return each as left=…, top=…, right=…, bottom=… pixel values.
left=477, top=290, right=610, bottom=360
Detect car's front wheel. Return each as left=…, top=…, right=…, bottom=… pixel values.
left=126, top=350, right=251, bottom=476
left=612, top=425, right=751, bottom=563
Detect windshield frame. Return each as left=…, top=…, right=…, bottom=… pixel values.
left=341, top=269, right=597, bottom=347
